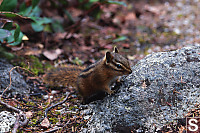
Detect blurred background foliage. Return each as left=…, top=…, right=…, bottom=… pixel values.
left=0, top=0, right=126, bottom=46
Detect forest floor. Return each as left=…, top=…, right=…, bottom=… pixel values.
left=1, top=0, right=200, bottom=132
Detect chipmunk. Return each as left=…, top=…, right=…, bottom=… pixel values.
left=43, top=47, right=132, bottom=102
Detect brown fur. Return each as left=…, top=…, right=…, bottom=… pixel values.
left=77, top=49, right=132, bottom=99
left=43, top=65, right=85, bottom=87
left=43, top=47, right=132, bottom=101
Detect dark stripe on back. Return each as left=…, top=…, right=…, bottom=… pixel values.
left=79, top=64, right=96, bottom=78
left=81, top=64, right=95, bottom=72
left=79, top=73, right=88, bottom=78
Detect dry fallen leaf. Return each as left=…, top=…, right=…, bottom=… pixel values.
left=41, top=117, right=50, bottom=128
left=43, top=49, right=63, bottom=60
left=127, top=55, right=136, bottom=60
left=25, top=49, right=42, bottom=56
left=144, top=5, right=161, bottom=15
left=125, top=12, right=136, bottom=21
left=22, top=35, right=29, bottom=41
left=26, top=111, right=33, bottom=118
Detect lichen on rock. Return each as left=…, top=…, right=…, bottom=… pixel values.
left=83, top=46, right=200, bottom=132
left=0, top=59, right=30, bottom=97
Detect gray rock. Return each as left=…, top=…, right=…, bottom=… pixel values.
left=0, top=59, right=30, bottom=96
left=84, top=46, right=200, bottom=132
left=0, top=111, right=16, bottom=132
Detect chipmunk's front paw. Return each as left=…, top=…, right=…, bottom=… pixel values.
left=108, top=90, right=115, bottom=95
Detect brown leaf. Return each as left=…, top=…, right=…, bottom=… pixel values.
left=25, top=49, right=42, bottom=56
left=122, top=43, right=130, bottom=48
left=125, top=12, right=136, bottom=21
left=144, top=5, right=161, bottom=15
left=25, top=111, right=33, bottom=118
left=103, top=45, right=113, bottom=50
left=43, top=49, right=63, bottom=60
left=54, top=32, right=67, bottom=41
left=7, top=100, right=17, bottom=107
left=41, top=117, right=50, bottom=128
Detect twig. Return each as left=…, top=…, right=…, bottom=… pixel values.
left=12, top=113, right=29, bottom=133
left=44, top=92, right=70, bottom=118
left=0, top=66, right=19, bottom=99
left=12, top=114, right=20, bottom=133
left=0, top=66, right=33, bottom=133
left=42, top=119, right=70, bottom=133
left=0, top=98, right=21, bottom=113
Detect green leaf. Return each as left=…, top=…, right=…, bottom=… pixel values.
left=19, top=6, right=32, bottom=16
left=64, top=10, right=75, bottom=23
left=72, top=57, right=83, bottom=66
left=0, top=29, right=11, bottom=39
left=0, top=0, right=17, bottom=11
left=107, top=0, right=127, bottom=7
left=6, top=30, right=24, bottom=46
left=19, top=2, right=26, bottom=12
left=29, top=6, right=41, bottom=17
left=40, top=17, right=52, bottom=24
left=0, top=46, right=15, bottom=59
left=43, top=24, right=52, bottom=32
left=32, top=0, right=40, bottom=9
left=19, top=5, right=41, bottom=17
left=112, top=36, right=128, bottom=42
left=31, top=17, right=52, bottom=25
left=1, top=12, right=28, bottom=18
left=89, top=0, right=99, bottom=2
left=4, top=13, right=17, bottom=17
left=14, top=23, right=20, bottom=41
left=31, top=22, right=44, bottom=32
left=3, top=22, right=13, bottom=30
left=0, top=18, right=12, bottom=28
left=0, top=38, right=3, bottom=43
left=52, top=20, right=64, bottom=32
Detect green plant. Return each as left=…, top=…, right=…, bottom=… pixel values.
left=0, top=0, right=126, bottom=46
left=0, top=0, right=53, bottom=46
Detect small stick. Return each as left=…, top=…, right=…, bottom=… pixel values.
left=44, top=92, right=70, bottom=118
left=0, top=66, right=33, bottom=132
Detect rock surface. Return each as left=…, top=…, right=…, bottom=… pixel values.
left=84, top=46, right=200, bottom=132
left=0, top=111, right=16, bottom=132
left=0, top=59, right=30, bottom=96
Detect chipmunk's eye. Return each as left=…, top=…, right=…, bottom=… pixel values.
left=116, top=63, right=122, bottom=69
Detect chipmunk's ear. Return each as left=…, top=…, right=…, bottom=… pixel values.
left=105, top=51, right=113, bottom=63
left=113, top=46, right=119, bottom=53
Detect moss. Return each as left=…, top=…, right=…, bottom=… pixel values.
left=177, top=14, right=183, bottom=18
left=72, top=57, right=83, bottom=66
left=17, top=55, right=53, bottom=75
left=31, top=118, right=37, bottom=125
left=37, top=111, right=43, bottom=115
left=57, top=106, right=62, bottom=110
left=62, top=116, right=66, bottom=120
left=69, top=106, right=74, bottom=110
left=44, top=62, right=53, bottom=70
left=0, top=46, right=15, bottom=60
left=49, top=117, right=58, bottom=124
left=27, top=101, right=35, bottom=106
left=69, top=105, right=78, bottom=110
left=28, top=55, right=44, bottom=75
left=55, top=111, right=61, bottom=115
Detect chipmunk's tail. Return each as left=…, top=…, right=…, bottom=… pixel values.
left=43, top=65, right=85, bottom=87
